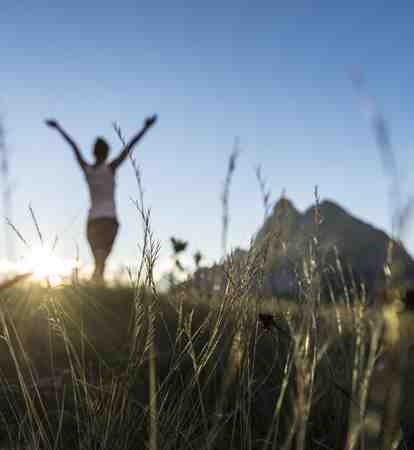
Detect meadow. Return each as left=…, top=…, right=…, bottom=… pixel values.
left=0, top=143, right=412, bottom=450
left=0, top=238, right=413, bottom=450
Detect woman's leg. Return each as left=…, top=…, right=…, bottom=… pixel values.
left=87, top=218, right=119, bottom=283
left=93, top=247, right=111, bottom=282
left=87, top=220, right=102, bottom=282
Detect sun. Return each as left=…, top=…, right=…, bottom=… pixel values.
left=22, top=246, right=76, bottom=286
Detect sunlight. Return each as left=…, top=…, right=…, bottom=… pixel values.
left=22, top=246, right=76, bottom=286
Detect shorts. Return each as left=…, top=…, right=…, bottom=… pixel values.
left=87, top=217, right=119, bottom=255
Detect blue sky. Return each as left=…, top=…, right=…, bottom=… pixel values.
left=1, top=2, right=414, bottom=276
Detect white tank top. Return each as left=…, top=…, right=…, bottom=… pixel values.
left=84, top=164, right=117, bottom=220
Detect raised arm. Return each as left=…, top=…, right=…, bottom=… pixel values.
left=45, top=119, right=87, bottom=169
left=110, top=115, right=157, bottom=171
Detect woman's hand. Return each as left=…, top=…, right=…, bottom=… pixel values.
left=45, top=119, right=59, bottom=129
left=144, top=115, right=157, bottom=129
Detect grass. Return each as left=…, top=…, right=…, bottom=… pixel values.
left=0, top=256, right=412, bottom=450
left=0, top=209, right=411, bottom=449
left=0, top=118, right=412, bottom=449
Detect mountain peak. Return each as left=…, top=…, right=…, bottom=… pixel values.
left=272, top=196, right=298, bottom=215
left=305, top=198, right=347, bottom=215
left=256, top=197, right=414, bottom=297
left=199, top=196, right=414, bottom=300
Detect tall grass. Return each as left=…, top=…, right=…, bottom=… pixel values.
left=0, top=254, right=411, bottom=449
left=0, top=151, right=412, bottom=450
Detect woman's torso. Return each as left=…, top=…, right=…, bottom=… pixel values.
left=84, top=164, right=117, bottom=221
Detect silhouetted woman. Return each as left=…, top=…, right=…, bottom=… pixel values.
left=45, top=115, right=157, bottom=283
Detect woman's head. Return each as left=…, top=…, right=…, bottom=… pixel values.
left=93, top=137, right=110, bottom=163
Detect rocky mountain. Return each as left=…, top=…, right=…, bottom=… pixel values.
left=195, top=197, right=414, bottom=300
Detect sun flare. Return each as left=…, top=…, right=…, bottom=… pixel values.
left=22, top=246, right=77, bottom=286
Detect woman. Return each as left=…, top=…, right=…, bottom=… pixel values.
left=45, top=115, right=157, bottom=283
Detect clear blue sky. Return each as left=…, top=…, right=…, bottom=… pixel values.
left=1, top=1, right=414, bottom=275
